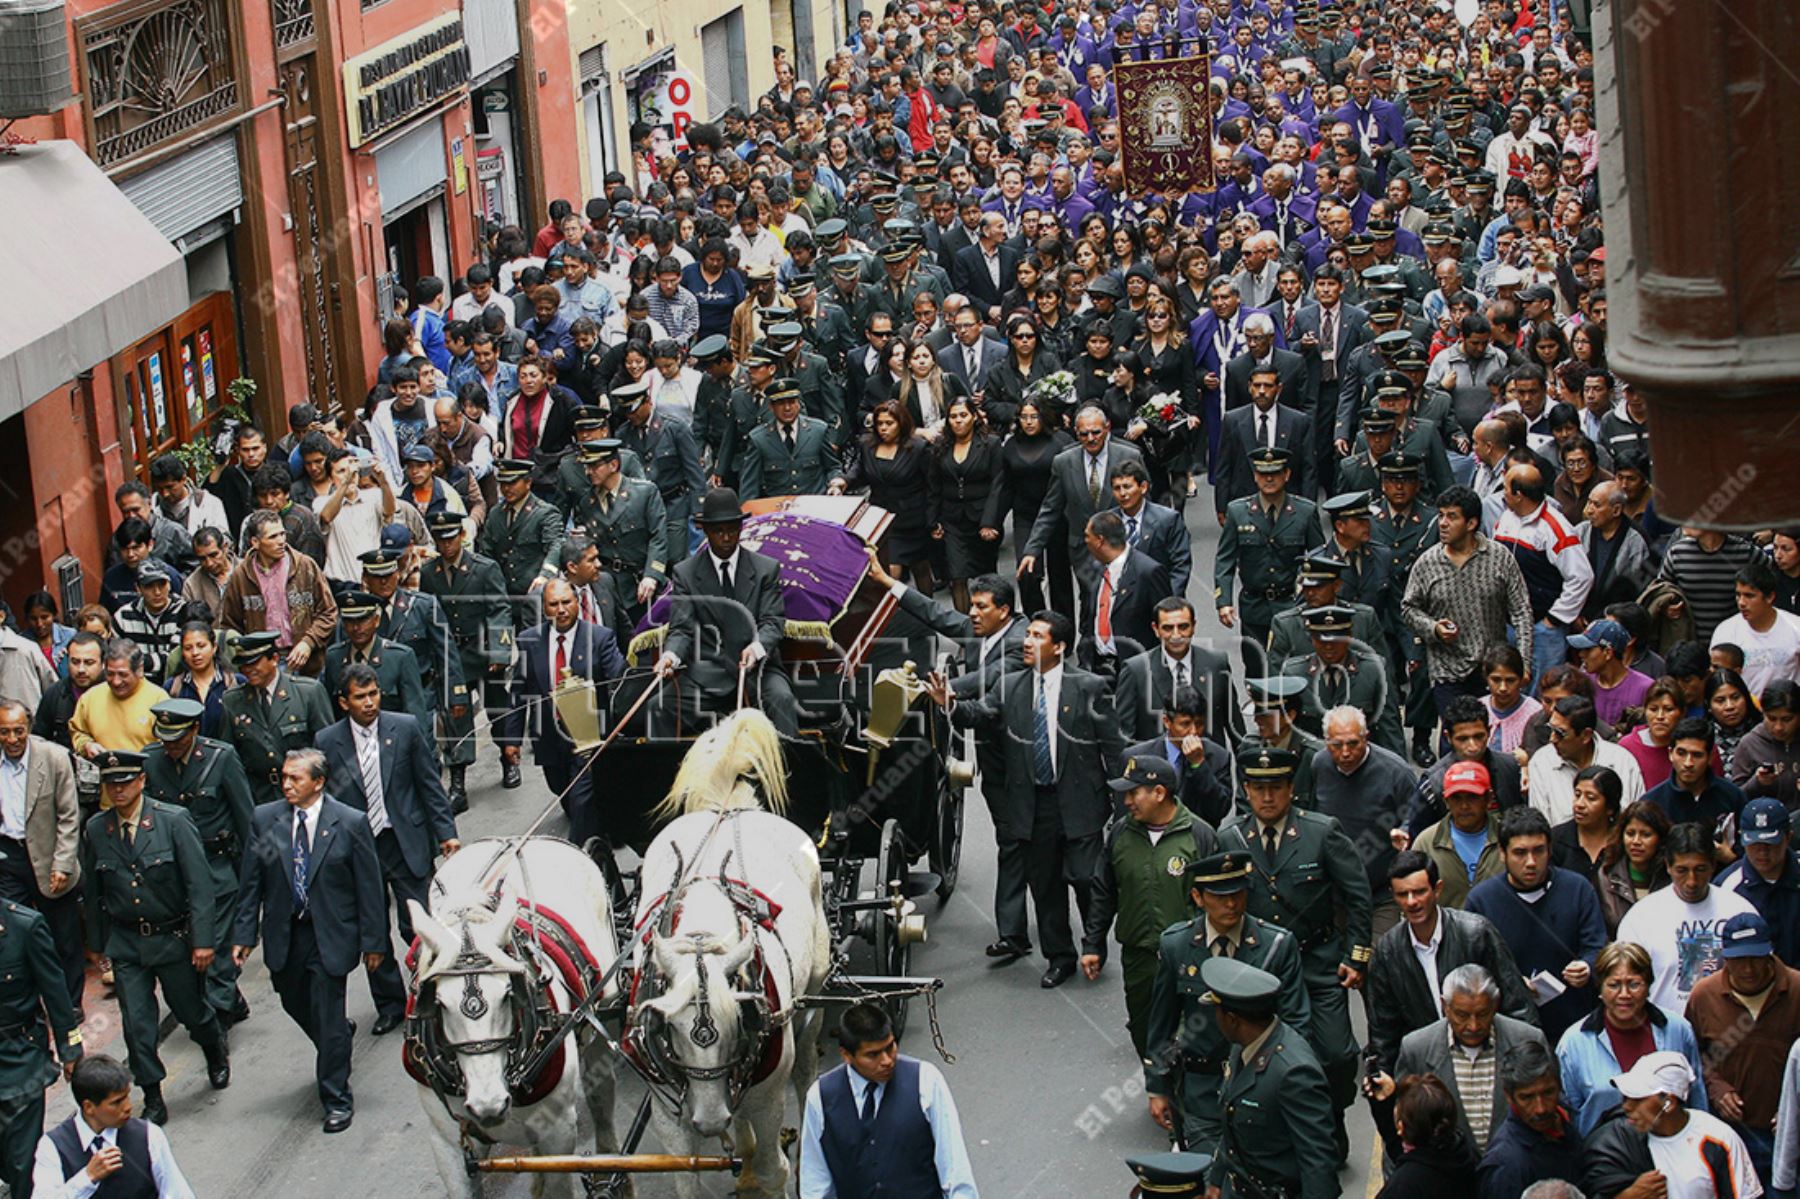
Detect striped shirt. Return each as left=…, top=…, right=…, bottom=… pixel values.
left=1656, top=533, right=1762, bottom=642
left=1449, top=1024, right=1501, bottom=1152
left=1402, top=536, right=1536, bottom=683
left=644, top=284, right=700, bottom=346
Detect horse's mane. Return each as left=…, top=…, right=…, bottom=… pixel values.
left=652, top=709, right=789, bottom=822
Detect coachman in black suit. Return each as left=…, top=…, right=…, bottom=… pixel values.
left=653, top=488, right=800, bottom=738
left=232, top=750, right=388, bottom=1131
left=314, top=665, right=459, bottom=1034
left=496, top=580, right=625, bottom=846
left=932, top=611, right=1126, bottom=988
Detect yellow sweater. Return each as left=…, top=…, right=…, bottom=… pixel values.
left=70, top=681, right=171, bottom=757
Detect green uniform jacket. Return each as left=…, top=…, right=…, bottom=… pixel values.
left=142, top=737, right=254, bottom=865
left=801, top=299, right=856, bottom=373
left=378, top=588, right=463, bottom=705
left=617, top=412, right=707, bottom=523
left=1082, top=805, right=1219, bottom=958
left=1214, top=494, right=1326, bottom=629
left=1143, top=913, right=1311, bottom=1096
left=217, top=672, right=334, bottom=802
left=561, top=476, right=672, bottom=583
left=0, top=901, right=82, bottom=1103
left=552, top=445, right=646, bottom=515
left=1266, top=600, right=1384, bottom=665
left=479, top=493, right=566, bottom=596
left=781, top=349, right=848, bottom=449
left=1234, top=730, right=1327, bottom=811
left=1373, top=501, right=1435, bottom=574
left=1219, top=808, right=1374, bottom=979
left=1209, top=1016, right=1340, bottom=1199
left=80, top=801, right=214, bottom=966
left=418, top=548, right=514, bottom=675
left=321, top=637, right=430, bottom=719
left=1279, top=647, right=1406, bottom=756
left=716, top=384, right=771, bottom=483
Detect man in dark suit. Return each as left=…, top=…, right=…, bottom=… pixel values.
left=1079, top=511, right=1170, bottom=672
left=1222, top=316, right=1307, bottom=413
left=951, top=213, right=1019, bottom=322
left=653, top=488, right=799, bottom=738
left=496, top=579, right=625, bottom=846
left=314, top=664, right=459, bottom=1036
left=929, top=610, right=1126, bottom=988
left=1125, top=685, right=1237, bottom=828
left=1292, top=265, right=1368, bottom=482
left=1106, top=461, right=1191, bottom=599
left=1115, top=596, right=1247, bottom=748
left=843, top=310, right=896, bottom=423
left=1020, top=404, right=1146, bottom=601
left=232, top=748, right=388, bottom=1132
left=936, top=306, right=1009, bottom=396
left=738, top=379, right=837, bottom=500
left=1217, top=366, right=1315, bottom=515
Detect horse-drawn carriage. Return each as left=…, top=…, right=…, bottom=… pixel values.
left=402, top=496, right=969, bottom=1196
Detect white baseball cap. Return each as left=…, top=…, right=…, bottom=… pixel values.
left=1610, top=1050, right=1694, bottom=1101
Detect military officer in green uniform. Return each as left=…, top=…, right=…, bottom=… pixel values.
left=1216, top=746, right=1372, bottom=1170
left=558, top=439, right=670, bottom=626
left=1373, top=451, right=1441, bottom=763
left=1144, top=850, right=1311, bottom=1156
left=419, top=510, right=515, bottom=793
left=1330, top=408, right=1400, bottom=501
left=714, top=345, right=780, bottom=489
left=1214, top=447, right=1326, bottom=659
left=359, top=547, right=459, bottom=716
left=80, top=751, right=229, bottom=1124
left=739, top=378, right=836, bottom=500
left=218, top=632, right=335, bottom=807
left=863, top=241, right=944, bottom=324
left=820, top=252, right=879, bottom=337
left=612, top=377, right=705, bottom=561
left=1266, top=552, right=1384, bottom=665
left=0, top=892, right=82, bottom=1196
left=789, top=278, right=854, bottom=376
left=1321, top=491, right=1402, bottom=655
left=321, top=591, right=430, bottom=720
left=764, top=320, right=847, bottom=450
left=1079, top=755, right=1220, bottom=1059
left=1198, top=957, right=1339, bottom=1199
left=687, top=335, right=738, bottom=476
left=1366, top=371, right=1454, bottom=501
left=1279, top=605, right=1406, bottom=756
left=480, top=458, right=565, bottom=627
left=143, top=699, right=253, bottom=1027
left=553, top=408, right=646, bottom=514
left=1237, top=676, right=1326, bottom=809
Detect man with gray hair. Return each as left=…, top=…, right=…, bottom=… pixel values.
left=1232, top=231, right=1284, bottom=308
left=1311, top=703, right=1415, bottom=934
left=1223, top=310, right=1306, bottom=413
left=1519, top=1183, right=1585, bottom=1199
left=1376, top=963, right=1548, bottom=1158
left=1577, top=479, right=1655, bottom=619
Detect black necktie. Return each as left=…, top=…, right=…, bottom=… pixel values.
left=1259, top=411, right=1271, bottom=448
left=783, top=425, right=796, bottom=455
left=1263, top=825, right=1278, bottom=858
left=1212, top=935, right=1232, bottom=959
left=861, top=1083, right=880, bottom=1127
left=719, top=559, right=732, bottom=593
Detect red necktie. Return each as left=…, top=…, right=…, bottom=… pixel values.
left=553, top=634, right=567, bottom=685
left=1097, top=573, right=1114, bottom=642
left=580, top=589, right=595, bottom=623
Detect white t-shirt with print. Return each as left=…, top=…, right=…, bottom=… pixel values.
left=1616, top=884, right=1757, bottom=1012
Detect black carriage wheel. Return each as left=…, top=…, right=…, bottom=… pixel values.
left=929, top=763, right=963, bottom=906
left=874, top=818, right=913, bottom=1038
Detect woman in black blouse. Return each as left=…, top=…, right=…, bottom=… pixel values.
left=929, top=396, right=1004, bottom=611
left=831, top=398, right=936, bottom=595
left=1031, top=280, right=1079, bottom=368
left=1132, top=294, right=1201, bottom=504
left=996, top=397, right=1077, bottom=616
left=984, top=313, right=1062, bottom=433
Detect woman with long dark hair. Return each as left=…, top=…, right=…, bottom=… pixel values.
left=929, top=397, right=1004, bottom=612
left=1596, top=799, right=1672, bottom=935
left=995, top=397, right=1076, bottom=615
left=1552, top=763, right=1622, bottom=879
left=1132, top=294, right=1199, bottom=505
left=831, top=400, right=936, bottom=594
left=165, top=621, right=242, bottom=740
left=1031, top=280, right=1078, bottom=367
left=984, top=314, right=1061, bottom=434
left=1705, top=667, right=1757, bottom=775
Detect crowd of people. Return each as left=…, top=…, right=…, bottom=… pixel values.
left=0, top=0, right=1794, bottom=1194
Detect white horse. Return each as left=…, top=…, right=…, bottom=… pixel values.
left=630, top=709, right=832, bottom=1199
left=407, top=837, right=625, bottom=1199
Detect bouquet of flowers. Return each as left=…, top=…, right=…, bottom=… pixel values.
left=1135, top=393, right=1184, bottom=430
left=1129, top=391, right=1190, bottom=471
left=1022, top=370, right=1076, bottom=419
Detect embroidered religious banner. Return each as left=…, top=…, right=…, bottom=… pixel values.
left=1115, top=52, right=1218, bottom=197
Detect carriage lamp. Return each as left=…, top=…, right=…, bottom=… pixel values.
left=865, top=660, right=926, bottom=750
left=891, top=881, right=929, bottom=948
left=551, top=672, right=606, bottom=754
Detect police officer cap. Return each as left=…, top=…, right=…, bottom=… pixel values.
left=815, top=218, right=850, bottom=242
left=98, top=750, right=147, bottom=784
left=871, top=193, right=901, bottom=211
left=234, top=631, right=282, bottom=665
left=785, top=278, right=817, bottom=299
left=1421, top=222, right=1456, bottom=245
left=150, top=699, right=204, bottom=741
left=1393, top=343, right=1429, bottom=371
left=1324, top=491, right=1373, bottom=521
left=828, top=254, right=864, bottom=277
left=1365, top=298, right=1404, bottom=323
left=1360, top=407, right=1398, bottom=434
left=881, top=218, right=917, bottom=237
left=765, top=321, right=805, bottom=346
left=1343, top=232, right=1374, bottom=253
left=1368, top=62, right=1395, bottom=80
left=1240, top=744, right=1300, bottom=780
left=358, top=548, right=403, bottom=577
left=427, top=510, right=466, bottom=538
left=495, top=457, right=533, bottom=483
left=1127, top=1150, right=1215, bottom=1196
left=338, top=590, right=381, bottom=621
left=1248, top=446, right=1293, bottom=474
left=911, top=175, right=939, bottom=192
left=1185, top=851, right=1253, bottom=895
left=766, top=377, right=804, bottom=404
left=1297, top=550, right=1347, bottom=586
left=1302, top=603, right=1358, bottom=636
left=1362, top=263, right=1401, bottom=283
left=690, top=334, right=732, bottom=362
left=743, top=344, right=780, bottom=369
left=610, top=378, right=652, bottom=412
left=572, top=406, right=610, bottom=433
left=578, top=437, right=624, bottom=465
left=1246, top=677, right=1308, bottom=710
left=402, top=442, right=436, bottom=464
left=1198, top=957, right=1283, bottom=1015
left=1366, top=217, right=1398, bottom=237
left=878, top=242, right=912, bottom=262
left=1373, top=329, right=1415, bottom=353
left=1108, top=753, right=1178, bottom=794
left=1466, top=172, right=1497, bottom=194
left=1374, top=369, right=1414, bottom=398
left=1379, top=450, right=1424, bottom=477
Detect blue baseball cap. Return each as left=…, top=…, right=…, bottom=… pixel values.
left=1740, top=797, right=1790, bottom=845
left=1720, top=912, right=1774, bottom=959
left=1568, top=618, right=1629, bottom=654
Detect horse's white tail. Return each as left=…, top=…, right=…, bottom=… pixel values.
left=652, top=708, right=789, bottom=822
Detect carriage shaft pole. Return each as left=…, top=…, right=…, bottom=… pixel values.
left=474, top=1154, right=741, bottom=1174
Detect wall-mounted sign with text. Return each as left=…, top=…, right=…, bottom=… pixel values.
left=344, top=14, right=471, bottom=147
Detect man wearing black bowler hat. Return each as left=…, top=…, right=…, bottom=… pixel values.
left=653, top=488, right=799, bottom=739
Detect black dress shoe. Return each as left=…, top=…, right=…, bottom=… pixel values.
left=141, top=1087, right=168, bottom=1126
left=1040, top=960, right=1076, bottom=989
left=448, top=768, right=470, bottom=814
left=984, top=938, right=1030, bottom=962
left=322, top=1109, right=353, bottom=1134
left=207, top=1058, right=231, bottom=1090
left=501, top=761, right=522, bottom=789
left=221, top=993, right=250, bottom=1027
left=370, top=1011, right=404, bottom=1036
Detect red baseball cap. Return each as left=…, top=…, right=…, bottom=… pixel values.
left=1443, top=760, right=1492, bottom=797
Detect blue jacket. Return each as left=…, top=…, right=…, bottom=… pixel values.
left=1717, top=850, right=1800, bottom=967
left=314, top=713, right=457, bottom=879
left=1465, top=867, right=1608, bottom=1045
left=1476, top=1111, right=1585, bottom=1199
left=1555, top=1002, right=1709, bottom=1137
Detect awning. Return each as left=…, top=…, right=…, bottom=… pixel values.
left=0, top=141, right=188, bottom=419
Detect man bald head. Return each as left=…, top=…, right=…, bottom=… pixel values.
left=1503, top=462, right=1546, bottom=515
left=1584, top=480, right=1625, bottom=534
left=1473, top=420, right=1510, bottom=465
left=433, top=395, right=466, bottom=442
left=542, top=578, right=579, bottom=632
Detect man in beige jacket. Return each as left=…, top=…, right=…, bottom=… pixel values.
left=0, top=701, right=84, bottom=1011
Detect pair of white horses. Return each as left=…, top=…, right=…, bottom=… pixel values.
left=407, top=710, right=831, bottom=1198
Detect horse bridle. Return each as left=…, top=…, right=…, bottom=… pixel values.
left=413, top=919, right=558, bottom=1098
left=629, top=929, right=774, bottom=1105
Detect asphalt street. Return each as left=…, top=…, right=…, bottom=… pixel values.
left=47, top=483, right=1382, bottom=1198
